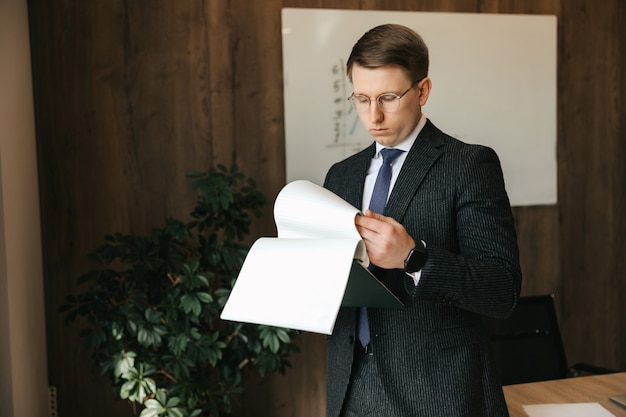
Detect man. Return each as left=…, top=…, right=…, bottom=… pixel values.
left=323, top=24, right=522, bottom=417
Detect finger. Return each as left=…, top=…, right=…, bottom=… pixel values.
left=355, top=215, right=386, bottom=236
left=363, top=209, right=385, bottom=220
left=364, top=210, right=402, bottom=229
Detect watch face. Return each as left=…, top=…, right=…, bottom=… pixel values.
left=406, top=247, right=427, bottom=272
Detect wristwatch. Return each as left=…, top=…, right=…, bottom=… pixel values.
left=404, top=240, right=427, bottom=273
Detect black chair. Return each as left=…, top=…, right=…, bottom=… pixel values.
left=482, top=294, right=616, bottom=385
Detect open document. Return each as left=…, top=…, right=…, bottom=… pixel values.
left=220, top=180, right=404, bottom=334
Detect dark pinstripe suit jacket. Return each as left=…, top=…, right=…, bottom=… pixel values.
left=323, top=119, right=522, bottom=417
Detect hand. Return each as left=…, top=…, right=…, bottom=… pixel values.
left=355, top=210, right=415, bottom=270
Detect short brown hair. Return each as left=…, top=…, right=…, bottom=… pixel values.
left=346, top=24, right=429, bottom=83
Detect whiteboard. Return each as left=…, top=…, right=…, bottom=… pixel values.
left=281, top=8, right=557, bottom=206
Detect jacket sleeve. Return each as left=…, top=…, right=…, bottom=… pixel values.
left=408, top=145, right=522, bottom=319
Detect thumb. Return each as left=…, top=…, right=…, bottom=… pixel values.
left=364, top=209, right=386, bottom=220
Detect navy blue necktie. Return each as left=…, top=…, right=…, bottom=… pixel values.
left=358, top=148, right=404, bottom=348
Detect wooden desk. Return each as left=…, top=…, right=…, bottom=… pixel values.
left=503, top=372, right=626, bottom=417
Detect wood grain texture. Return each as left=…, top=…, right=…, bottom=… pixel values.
left=503, top=373, right=626, bottom=417
left=558, top=0, right=625, bottom=372
left=28, top=0, right=624, bottom=416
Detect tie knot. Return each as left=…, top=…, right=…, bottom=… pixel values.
left=380, top=148, right=404, bottom=165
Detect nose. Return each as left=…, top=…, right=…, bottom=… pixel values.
left=368, top=100, right=384, bottom=123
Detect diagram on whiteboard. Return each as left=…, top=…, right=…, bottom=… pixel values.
left=281, top=8, right=557, bottom=206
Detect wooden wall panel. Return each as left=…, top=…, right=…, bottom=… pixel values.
left=559, top=0, right=625, bottom=370
left=28, top=0, right=624, bottom=416
left=512, top=206, right=561, bottom=296
left=229, top=0, right=287, bottom=204
left=620, top=1, right=626, bottom=375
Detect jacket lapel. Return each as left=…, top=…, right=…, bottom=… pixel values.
left=343, top=144, right=375, bottom=209
left=385, top=120, right=445, bottom=221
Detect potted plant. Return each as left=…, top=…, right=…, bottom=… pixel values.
left=61, top=165, right=300, bottom=417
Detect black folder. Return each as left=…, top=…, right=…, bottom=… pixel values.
left=341, top=260, right=404, bottom=309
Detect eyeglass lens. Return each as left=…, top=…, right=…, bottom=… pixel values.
left=349, top=94, right=402, bottom=113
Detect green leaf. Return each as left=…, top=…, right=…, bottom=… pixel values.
left=119, top=380, right=136, bottom=399
left=137, top=328, right=149, bottom=345
left=155, top=389, right=167, bottom=404
left=167, top=334, right=189, bottom=356
left=139, top=408, right=160, bottom=417
left=112, top=321, right=124, bottom=340
left=165, top=396, right=181, bottom=407
left=275, top=328, right=291, bottom=344
left=167, top=408, right=184, bottom=417
left=140, top=399, right=164, bottom=417
left=180, top=294, right=199, bottom=315
left=145, top=308, right=163, bottom=324
left=195, top=292, right=213, bottom=303
left=114, top=351, right=136, bottom=379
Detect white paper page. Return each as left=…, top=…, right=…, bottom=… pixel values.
left=274, top=180, right=362, bottom=240
left=220, top=237, right=361, bottom=334
left=522, top=403, right=616, bottom=417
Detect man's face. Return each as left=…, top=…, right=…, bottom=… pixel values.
left=350, top=64, right=429, bottom=147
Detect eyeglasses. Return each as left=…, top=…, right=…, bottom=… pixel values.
left=347, top=82, right=418, bottom=113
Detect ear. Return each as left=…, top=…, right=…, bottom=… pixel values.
left=417, top=77, right=432, bottom=106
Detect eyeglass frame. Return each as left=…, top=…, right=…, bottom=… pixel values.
left=347, top=80, right=422, bottom=113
